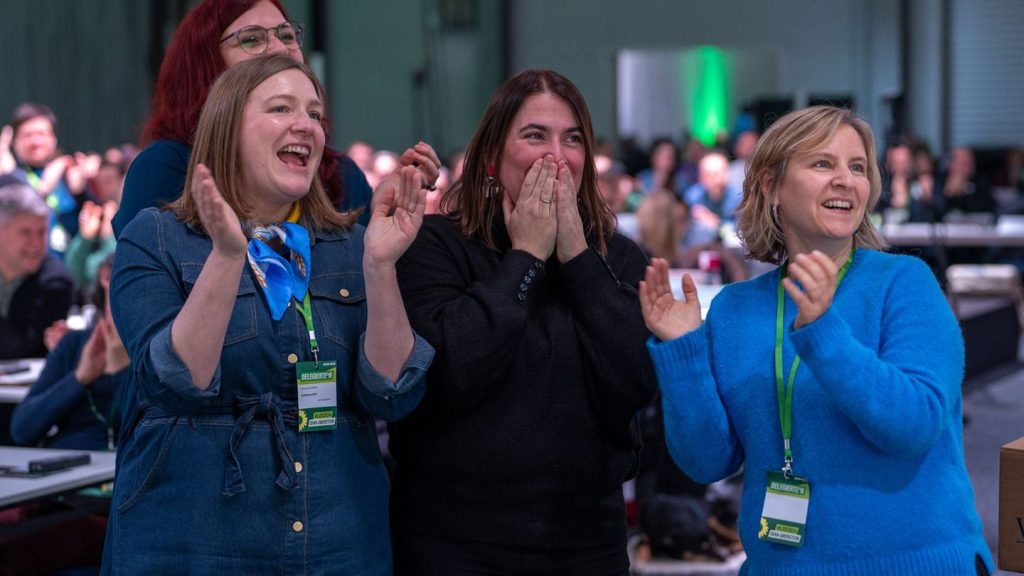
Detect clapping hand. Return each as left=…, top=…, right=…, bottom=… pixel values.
left=398, top=141, right=442, bottom=191
left=639, top=258, right=703, bottom=341
left=78, top=201, right=104, bottom=240
left=75, top=318, right=110, bottom=386
left=44, top=319, right=69, bottom=352
left=193, top=164, right=246, bottom=259
left=364, top=165, right=426, bottom=269
left=0, top=125, right=14, bottom=174
left=782, top=251, right=838, bottom=329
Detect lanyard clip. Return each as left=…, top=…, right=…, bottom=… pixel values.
left=782, top=456, right=794, bottom=479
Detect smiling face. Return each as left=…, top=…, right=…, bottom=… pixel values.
left=238, top=68, right=325, bottom=223
left=499, top=92, right=585, bottom=204
left=13, top=116, right=58, bottom=168
left=219, top=0, right=303, bottom=67
left=775, top=123, right=870, bottom=258
left=0, top=213, right=47, bottom=281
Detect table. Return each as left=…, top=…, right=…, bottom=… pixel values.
left=0, top=358, right=44, bottom=404
left=0, top=447, right=116, bottom=538
left=667, top=269, right=726, bottom=319
left=0, top=447, right=115, bottom=509
left=880, top=221, right=1024, bottom=248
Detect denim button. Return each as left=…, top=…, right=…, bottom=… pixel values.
left=287, top=353, right=298, bottom=364
left=294, top=461, right=303, bottom=473
left=292, top=521, right=304, bottom=532
left=339, top=288, right=350, bottom=298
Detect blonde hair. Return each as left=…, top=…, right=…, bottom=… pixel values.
left=736, top=105, right=885, bottom=264
left=172, top=54, right=355, bottom=231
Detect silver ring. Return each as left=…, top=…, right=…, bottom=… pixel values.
left=423, top=183, right=437, bottom=191
left=539, top=198, right=553, bottom=204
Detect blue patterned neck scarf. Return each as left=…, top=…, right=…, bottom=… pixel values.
left=245, top=221, right=310, bottom=321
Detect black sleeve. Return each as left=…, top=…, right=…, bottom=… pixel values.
left=396, top=217, right=546, bottom=413
left=561, top=235, right=658, bottom=433
left=0, top=259, right=73, bottom=359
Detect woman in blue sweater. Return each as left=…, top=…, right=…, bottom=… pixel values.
left=639, top=106, right=992, bottom=575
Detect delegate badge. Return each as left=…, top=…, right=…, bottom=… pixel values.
left=758, top=470, right=810, bottom=547
left=296, top=360, right=338, bottom=432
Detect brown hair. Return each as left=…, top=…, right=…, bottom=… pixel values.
left=736, top=105, right=885, bottom=264
left=439, top=69, right=615, bottom=254
left=172, top=54, right=355, bottom=231
left=636, top=190, right=684, bottom=262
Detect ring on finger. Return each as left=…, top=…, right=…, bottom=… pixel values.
left=539, top=197, right=553, bottom=204
left=422, top=182, right=437, bottom=191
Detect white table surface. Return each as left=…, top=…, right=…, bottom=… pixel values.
left=0, top=358, right=44, bottom=404
left=667, top=269, right=726, bottom=319
left=0, top=447, right=116, bottom=509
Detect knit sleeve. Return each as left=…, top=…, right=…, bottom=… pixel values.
left=395, top=217, right=545, bottom=413
left=560, top=235, right=657, bottom=432
left=646, top=326, right=743, bottom=483
left=789, top=256, right=963, bottom=457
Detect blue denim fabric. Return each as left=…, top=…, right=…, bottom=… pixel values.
left=104, top=208, right=432, bottom=575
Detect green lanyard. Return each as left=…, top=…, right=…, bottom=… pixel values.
left=295, top=292, right=320, bottom=365
left=85, top=388, right=117, bottom=451
left=774, top=252, right=853, bottom=477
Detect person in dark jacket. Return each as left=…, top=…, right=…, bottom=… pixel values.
left=0, top=177, right=73, bottom=360
left=391, top=69, right=657, bottom=576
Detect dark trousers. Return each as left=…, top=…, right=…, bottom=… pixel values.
left=393, top=531, right=629, bottom=576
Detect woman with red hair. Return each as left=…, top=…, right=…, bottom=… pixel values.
left=112, top=0, right=440, bottom=236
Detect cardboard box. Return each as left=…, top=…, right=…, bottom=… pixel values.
left=1001, top=436, right=1024, bottom=573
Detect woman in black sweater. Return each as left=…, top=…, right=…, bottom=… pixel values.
left=392, top=69, right=657, bottom=575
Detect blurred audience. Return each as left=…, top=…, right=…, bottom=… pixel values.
left=1, top=103, right=96, bottom=257
left=636, top=138, right=689, bottom=197
left=728, top=130, right=758, bottom=192
left=684, top=151, right=742, bottom=245
left=0, top=177, right=73, bottom=359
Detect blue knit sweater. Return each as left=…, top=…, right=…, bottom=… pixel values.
left=647, top=249, right=993, bottom=576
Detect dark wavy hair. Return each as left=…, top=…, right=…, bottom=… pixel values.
left=439, top=69, right=615, bottom=255
left=142, top=0, right=345, bottom=204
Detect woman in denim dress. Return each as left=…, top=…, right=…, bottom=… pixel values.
left=104, top=55, right=433, bottom=575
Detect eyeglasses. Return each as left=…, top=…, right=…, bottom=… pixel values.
left=219, top=21, right=304, bottom=55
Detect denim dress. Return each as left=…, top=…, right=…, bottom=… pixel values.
left=104, top=208, right=432, bottom=575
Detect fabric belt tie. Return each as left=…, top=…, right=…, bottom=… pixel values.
left=222, top=392, right=299, bottom=497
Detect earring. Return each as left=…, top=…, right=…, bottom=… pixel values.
left=485, top=165, right=500, bottom=198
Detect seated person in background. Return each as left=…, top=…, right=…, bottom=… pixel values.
left=636, top=190, right=747, bottom=283
left=636, top=137, right=690, bottom=198
left=0, top=176, right=73, bottom=359
left=877, top=143, right=944, bottom=224
left=728, top=130, right=758, bottom=192
left=939, top=146, right=995, bottom=217
left=684, top=150, right=742, bottom=245
left=66, top=158, right=124, bottom=298
left=10, top=254, right=127, bottom=451
left=0, top=103, right=97, bottom=257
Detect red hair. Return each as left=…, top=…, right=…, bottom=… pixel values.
left=142, top=0, right=344, bottom=203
